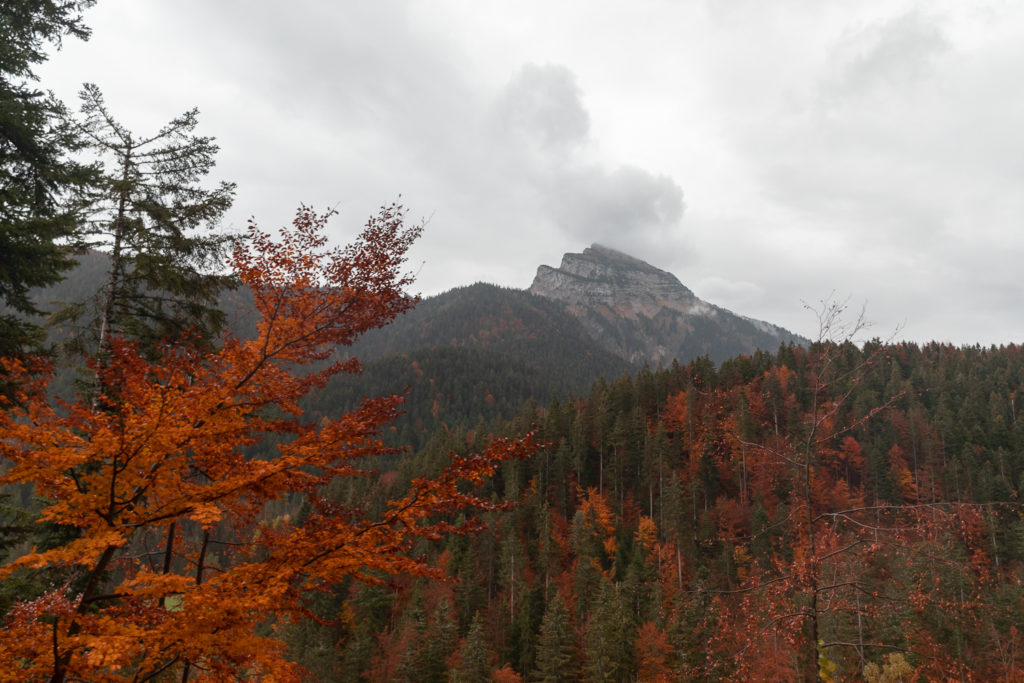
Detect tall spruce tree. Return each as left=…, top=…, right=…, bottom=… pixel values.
left=582, top=579, right=635, bottom=683
left=0, top=1, right=96, bottom=358
left=56, top=83, right=236, bottom=370
left=452, top=612, right=493, bottom=683
left=533, top=591, right=578, bottom=683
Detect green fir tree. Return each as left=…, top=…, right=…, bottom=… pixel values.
left=533, top=591, right=578, bottom=683
left=0, top=0, right=96, bottom=359
left=451, top=612, right=492, bottom=683
left=55, top=83, right=236, bottom=369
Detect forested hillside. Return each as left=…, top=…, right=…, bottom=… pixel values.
left=291, top=339, right=1024, bottom=681
left=317, top=283, right=632, bottom=448
left=10, top=261, right=634, bottom=447
left=8, top=244, right=1024, bottom=680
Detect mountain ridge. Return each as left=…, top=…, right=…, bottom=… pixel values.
left=529, top=243, right=807, bottom=365
left=9, top=244, right=807, bottom=439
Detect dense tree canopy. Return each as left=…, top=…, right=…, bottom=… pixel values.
left=0, top=205, right=533, bottom=682
left=293, top=340, right=1024, bottom=681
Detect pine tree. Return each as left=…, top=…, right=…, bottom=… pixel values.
left=533, top=591, right=578, bottom=683
left=0, top=1, right=96, bottom=359
left=0, top=0, right=97, bottom=624
left=421, top=598, right=458, bottom=683
left=452, top=612, right=492, bottom=683
left=56, top=83, right=236, bottom=368
left=583, top=579, right=635, bottom=683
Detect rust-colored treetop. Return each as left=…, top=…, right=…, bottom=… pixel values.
left=0, top=204, right=533, bottom=682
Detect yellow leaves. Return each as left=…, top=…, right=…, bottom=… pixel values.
left=733, top=545, right=753, bottom=582
left=863, top=653, right=914, bottom=683
left=635, top=516, right=658, bottom=555
left=817, top=640, right=837, bottom=683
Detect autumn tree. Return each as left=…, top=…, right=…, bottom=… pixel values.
left=706, top=299, right=915, bottom=680
left=634, top=621, right=673, bottom=683
left=0, top=204, right=533, bottom=682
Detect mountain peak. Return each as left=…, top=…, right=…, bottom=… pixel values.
left=530, top=245, right=805, bottom=365
left=530, top=245, right=694, bottom=314
left=583, top=243, right=661, bottom=269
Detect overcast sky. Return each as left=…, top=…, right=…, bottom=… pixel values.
left=38, top=0, right=1024, bottom=345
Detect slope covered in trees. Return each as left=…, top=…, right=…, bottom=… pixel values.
left=294, top=340, right=1024, bottom=681
left=12, top=267, right=634, bottom=446
left=320, top=283, right=632, bottom=447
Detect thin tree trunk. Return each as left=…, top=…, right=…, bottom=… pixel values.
left=803, top=381, right=821, bottom=682
left=91, top=142, right=132, bottom=410
left=160, top=522, right=177, bottom=609
left=180, top=531, right=210, bottom=683
left=49, top=544, right=119, bottom=683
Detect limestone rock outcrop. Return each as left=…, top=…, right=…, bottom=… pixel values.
left=529, top=244, right=804, bottom=366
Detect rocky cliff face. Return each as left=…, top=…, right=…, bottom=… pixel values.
left=529, top=244, right=805, bottom=366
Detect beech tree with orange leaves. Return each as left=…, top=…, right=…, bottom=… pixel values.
left=0, top=204, right=533, bottom=682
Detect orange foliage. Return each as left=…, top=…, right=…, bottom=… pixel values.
left=661, top=390, right=688, bottom=433
left=888, top=444, right=918, bottom=503
left=578, top=488, right=617, bottom=559
left=635, top=621, right=673, bottom=682
left=491, top=664, right=523, bottom=682
left=712, top=496, right=749, bottom=540
left=0, top=206, right=534, bottom=682
left=635, top=516, right=658, bottom=557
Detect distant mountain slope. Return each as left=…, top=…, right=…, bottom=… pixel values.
left=11, top=247, right=804, bottom=441
left=345, top=282, right=630, bottom=373
left=320, top=283, right=634, bottom=444
left=530, top=244, right=808, bottom=365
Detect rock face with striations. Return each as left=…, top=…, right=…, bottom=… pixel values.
left=529, top=244, right=806, bottom=366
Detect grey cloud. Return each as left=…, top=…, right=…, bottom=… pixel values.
left=549, top=165, right=685, bottom=244
left=54, top=2, right=690, bottom=301
left=493, top=63, right=591, bottom=152
left=825, top=11, right=950, bottom=99
left=734, top=10, right=985, bottom=259
left=490, top=64, right=686, bottom=253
